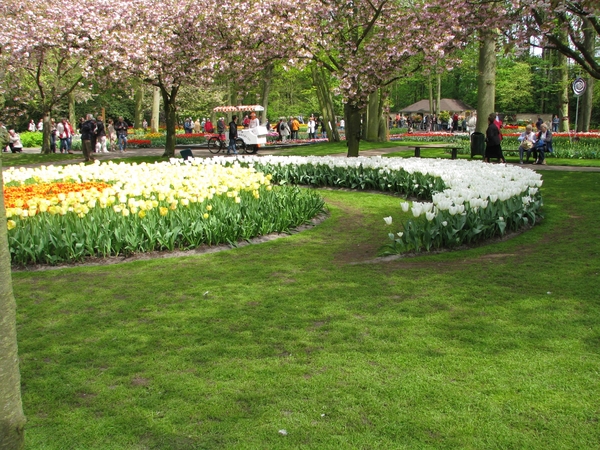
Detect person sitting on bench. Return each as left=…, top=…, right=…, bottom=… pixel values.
left=518, top=124, right=537, bottom=164
left=533, top=123, right=553, bottom=165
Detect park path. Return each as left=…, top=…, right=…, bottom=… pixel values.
left=7, top=146, right=600, bottom=172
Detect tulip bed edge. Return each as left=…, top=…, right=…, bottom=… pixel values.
left=229, top=155, right=544, bottom=254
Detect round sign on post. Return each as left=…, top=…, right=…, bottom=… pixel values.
left=572, top=77, right=587, bottom=96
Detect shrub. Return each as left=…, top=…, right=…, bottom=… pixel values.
left=20, top=131, right=43, bottom=148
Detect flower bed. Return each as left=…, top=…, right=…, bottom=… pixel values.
left=231, top=155, right=544, bottom=254
left=3, top=156, right=544, bottom=264
left=3, top=160, right=325, bottom=265
left=127, top=139, right=152, bottom=148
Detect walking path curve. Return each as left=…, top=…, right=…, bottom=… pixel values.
left=7, top=146, right=600, bottom=172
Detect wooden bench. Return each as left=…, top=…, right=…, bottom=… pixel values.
left=503, top=148, right=542, bottom=159
left=409, top=144, right=463, bottom=160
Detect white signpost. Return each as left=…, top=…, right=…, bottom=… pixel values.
left=572, top=77, right=587, bottom=135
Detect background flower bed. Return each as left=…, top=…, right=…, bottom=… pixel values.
left=390, top=132, right=600, bottom=159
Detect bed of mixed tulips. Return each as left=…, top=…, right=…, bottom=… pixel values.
left=3, top=159, right=325, bottom=265
left=3, top=155, right=543, bottom=264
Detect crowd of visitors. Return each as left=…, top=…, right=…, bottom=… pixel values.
left=4, top=110, right=561, bottom=164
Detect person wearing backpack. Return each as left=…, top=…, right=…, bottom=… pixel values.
left=80, top=114, right=97, bottom=162
left=217, top=117, right=226, bottom=140
left=291, top=117, right=300, bottom=139
left=280, top=119, right=290, bottom=142
left=114, top=116, right=128, bottom=152
left=204, top=118, right=214, bottom=134
left=228, top=115, right=239, bottom=155
left=95, top=117, right=108, bottom=153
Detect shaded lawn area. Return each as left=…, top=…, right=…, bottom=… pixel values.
left=10, top=169, right=600, bottom=448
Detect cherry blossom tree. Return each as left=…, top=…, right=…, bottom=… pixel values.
left=526, top=1, right=599, bottom=131
left=104, top=0, right=228, bottom=157
left=266, top=0, right=468, bottom=156
left=0, top=0, right=109, bottom=153
left=528, top=0, right=600, bottom=79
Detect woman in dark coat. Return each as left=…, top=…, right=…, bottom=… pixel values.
left=484, top=113, right=506, bottom=163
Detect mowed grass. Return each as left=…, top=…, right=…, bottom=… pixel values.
left=9, top=165, right=600, bottom=448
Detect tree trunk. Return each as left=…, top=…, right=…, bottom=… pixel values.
left=364, top=91, right=380, bottom=142
left=377, top=88, right=389, bottom=142
left=160, top=85, right=179, bottom=158
left=476, top=33, right=497, bottom=133
left=428, top=75, right=434, bottom=116
left=0, top=160, right=27, bottom=450
left=579, top=76, right=594, bottom=132
left=345, top=102, right=362, bottom=157
left=41, top=111, right=52, bottom=154
left=151, top=86, right=160, bottom=133
left=68, top=92, right=76, bottom=130
left=579, top=18, right=595, bottom=132
left=436, top=73, right=441, bottom=116
left=312, top=66, right=340, bottom=142
left=260, top=63, right=274, bottom=124
left=557, top=49, right=570, bottom=132
left=133, top=82, right=144, bottom=129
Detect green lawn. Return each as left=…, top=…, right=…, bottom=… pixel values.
left=1, top=151, right=83, bottom=167
left=11, top=167, right=600, bottom=448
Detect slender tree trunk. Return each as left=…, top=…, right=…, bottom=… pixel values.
left=476, top=33, right=497, bottom=133
left=134, top=82, right=144, bottom=129
left=160, top=85, right=179, bottom=158
left=260, top=63, right=274, bottom=124
left=365, top=91, right=380, bottom=142
left=557, top=49, right=570, bottom=132
left=579, top=18, right=595, bottom=132
left=151, top=86, right=160, bottom=133
left=345, top=102, right=362, bottom=157
left=68, top=92, right=76, bottom=129
left=428, top=75, right=434, bottom=115
left=436, top=73, right=441, bottom=116
left=379, top=88, right=389, bottom=141
left=41, top=111, right=52, bottom=154
left=0, top=160, right=27, bottom=450
left=579, top=77, right=594, bottom=132
left=312, top=66, right=340, bottom=142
